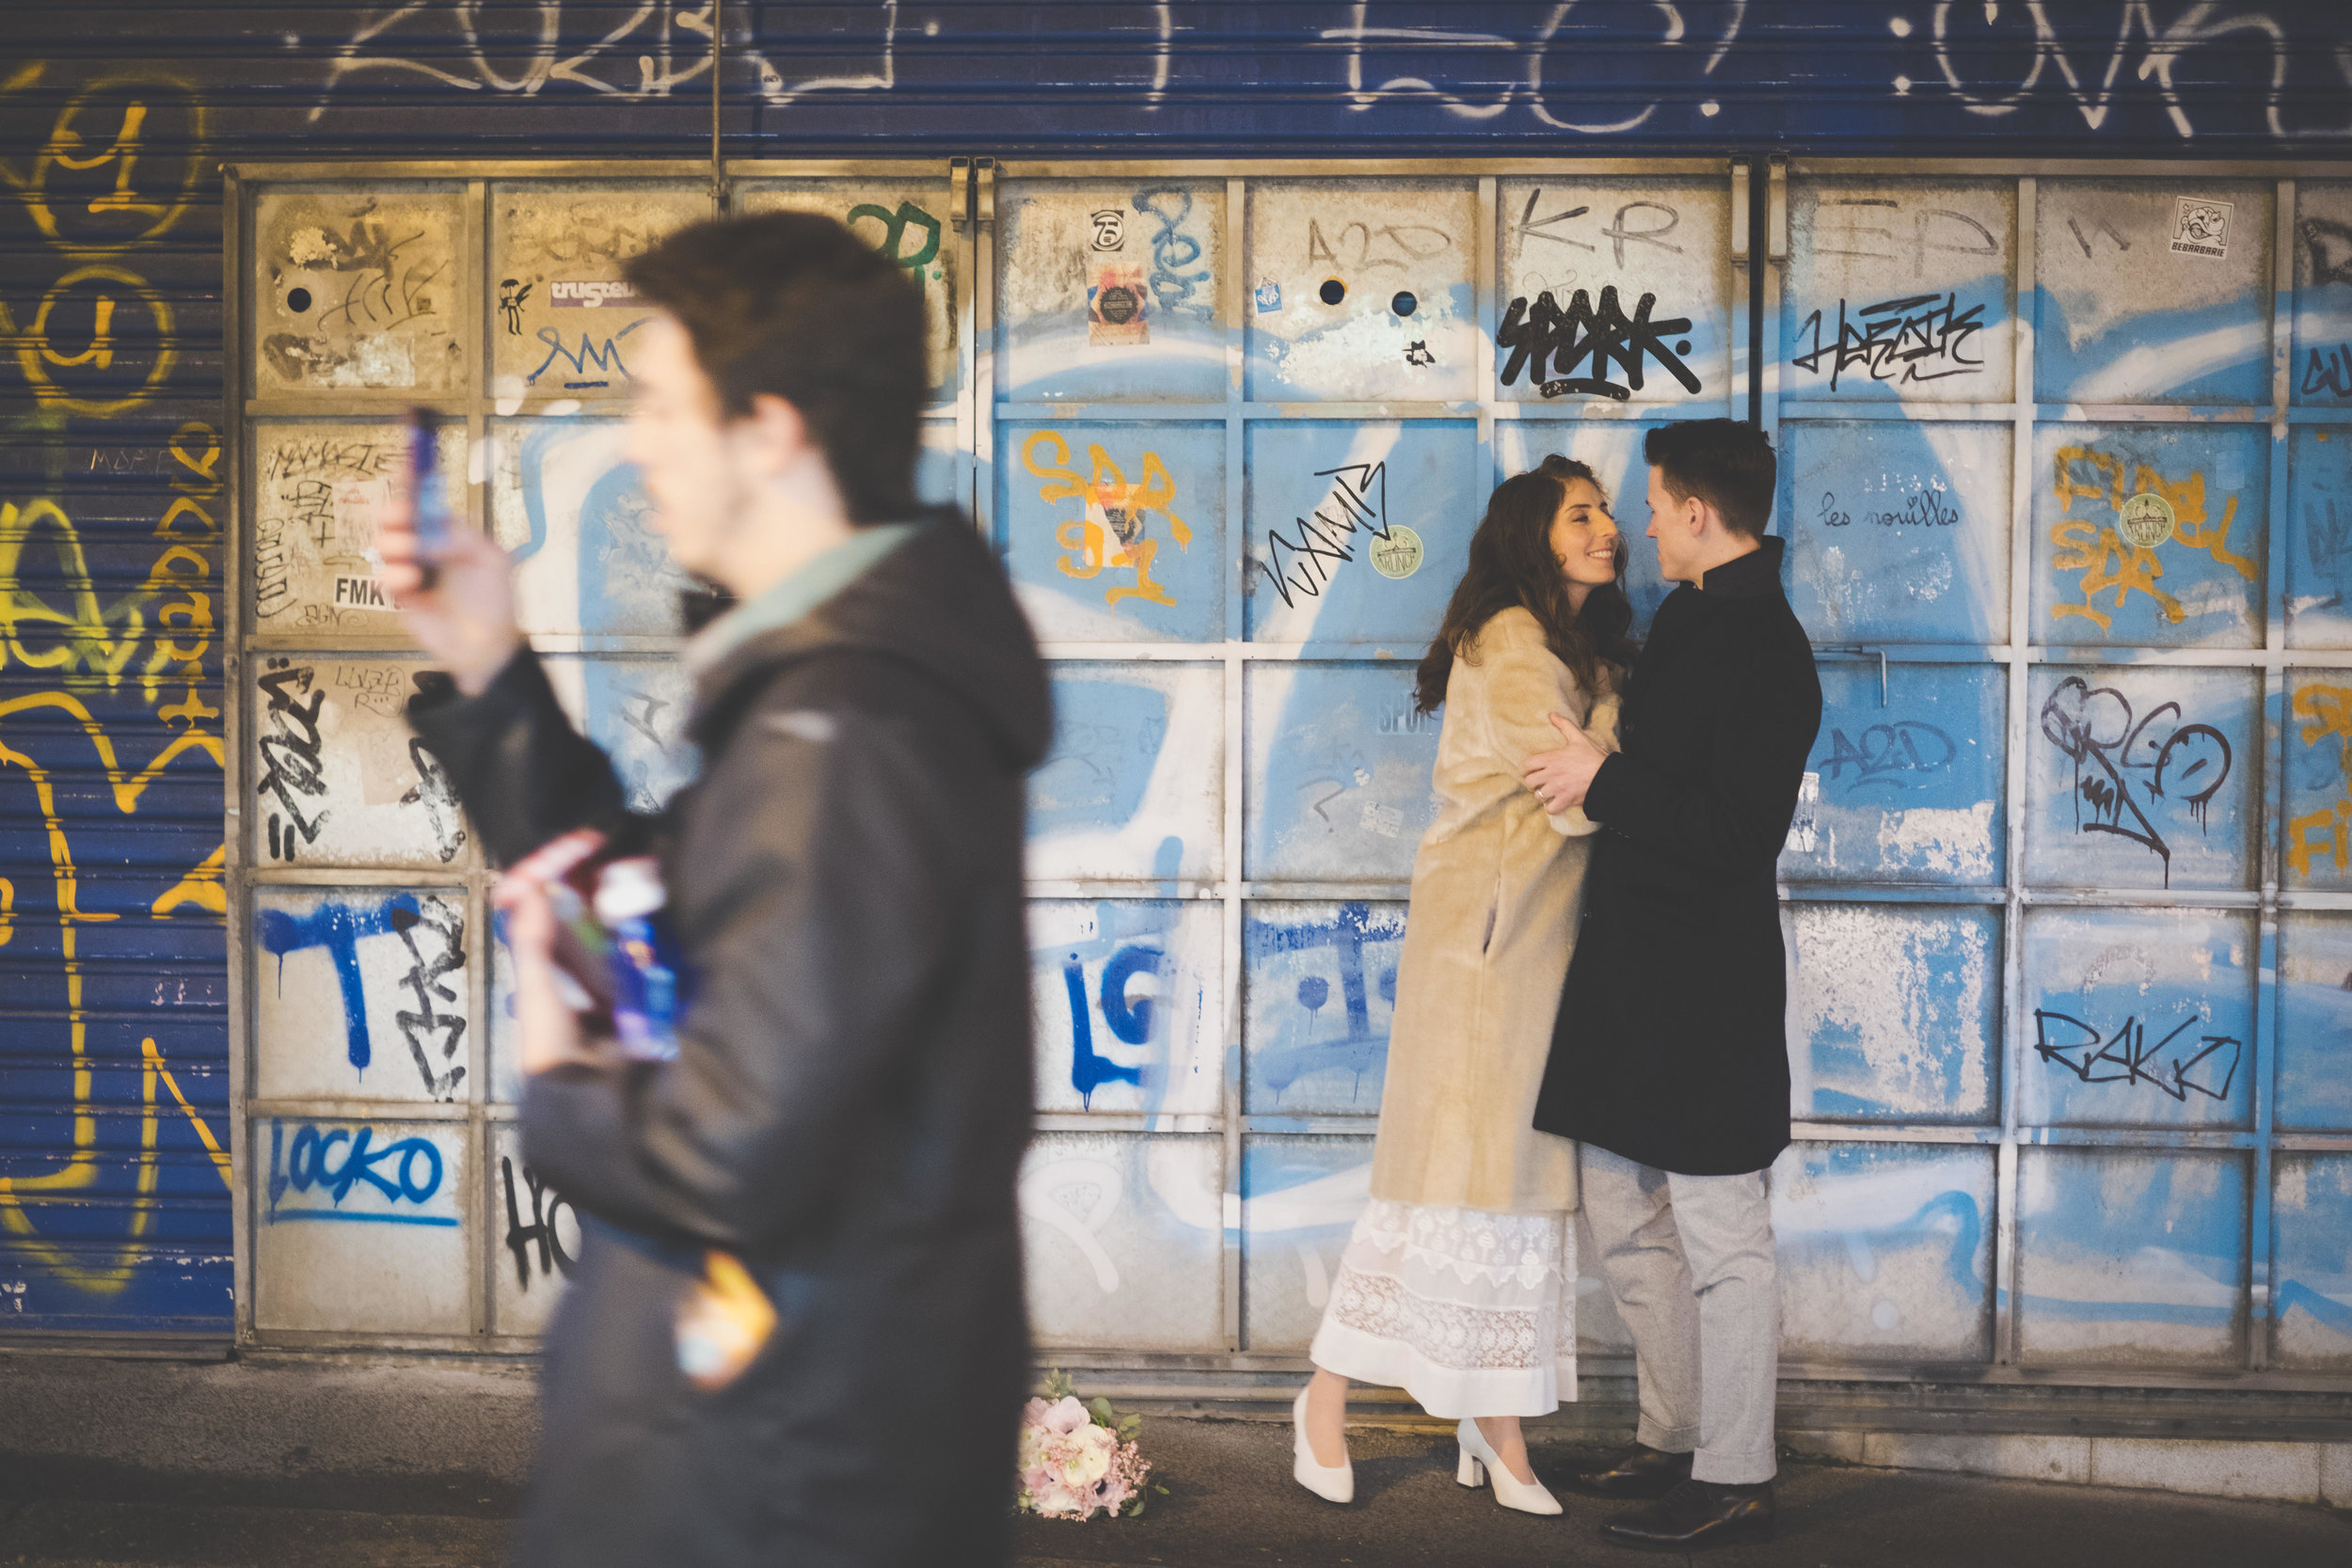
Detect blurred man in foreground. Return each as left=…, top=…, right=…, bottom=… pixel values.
left=378, top=213, right=1050, bottom=1567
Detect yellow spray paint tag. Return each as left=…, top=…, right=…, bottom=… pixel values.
left=675, top=1249, right=775, bottom=1391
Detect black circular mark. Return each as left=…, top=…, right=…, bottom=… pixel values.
left=1319, top=278, right=1346, bottom=306
left=286, top=287, right=312, bottom=313
left=1391, top=291, right=1418, bottom=318
left=1676, top=340, right=1692, bottom=355
left=1096, top=284, right=1141, bottom=325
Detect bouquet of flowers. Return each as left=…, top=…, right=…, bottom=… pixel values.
left=1014, top=1370, right=1164, bottom=1520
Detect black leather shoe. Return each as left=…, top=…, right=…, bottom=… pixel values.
left=1600, top=1477, right=1776, bottom=1551
left=1570, top=1442, right=1693, bottom=1498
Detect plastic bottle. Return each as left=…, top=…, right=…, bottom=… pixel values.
left=595, top=856, right=681, bottom=1061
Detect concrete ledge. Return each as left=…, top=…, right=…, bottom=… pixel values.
left=1780, top=1430, right=2352, bottom=1506
left=5, top=1353, right=2349, bottom=1513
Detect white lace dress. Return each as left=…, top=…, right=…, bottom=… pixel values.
left=1308, top=1197, right=1576, bottom=1418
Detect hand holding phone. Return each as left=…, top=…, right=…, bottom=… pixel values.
left=407, top=409, right=453, bottom=591
left=374, top=411, right=523, bottom=695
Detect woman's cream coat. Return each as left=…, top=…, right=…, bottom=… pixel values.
left=1369, top=607, right=1619, bottom=1215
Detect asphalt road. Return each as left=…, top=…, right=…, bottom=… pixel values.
left=0, top=1419, right=2345, bottom=1568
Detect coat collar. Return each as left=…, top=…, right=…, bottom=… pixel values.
left=682, top=511, right=1055, bottom=772
left=1699, top=535, right=1785, bottom=599
left=682, top=521, right=920, bottom=681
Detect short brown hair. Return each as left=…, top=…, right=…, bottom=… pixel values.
left=1645, top=419, right=1776, bottom=538
left=624, top=212, right=925, bottom=524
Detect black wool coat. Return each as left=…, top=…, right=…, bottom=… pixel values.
left=409, top=515, right=1050, bottom=1568
left=1532, top=537, right=1821, bottom=1178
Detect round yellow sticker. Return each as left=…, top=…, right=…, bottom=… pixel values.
left=2117, top=491, right=2176, bottom=550
left=1371, top=526, right=1423, bottom=579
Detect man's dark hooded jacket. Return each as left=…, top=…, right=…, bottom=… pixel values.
left=1533, top=536, right=1820, bottom=1178
left=409, top=514, right=1050, bottom=1568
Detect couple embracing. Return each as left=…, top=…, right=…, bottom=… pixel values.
left=1292, top=420, right=1821, bottom=1554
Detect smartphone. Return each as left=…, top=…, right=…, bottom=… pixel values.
left=407, top=409, right=453, bottom=588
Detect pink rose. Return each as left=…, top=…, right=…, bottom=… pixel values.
left=1039, top=1395, right=1093, bottom=1436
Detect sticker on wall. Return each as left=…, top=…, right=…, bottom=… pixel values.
left=2116, top=490, right=2177, bottom=550
left=548, top=279, right=641, bottom=309
left=1369, top=526, right=1423, bottom=579
left=1255, top=279, right=1282, bottom=314
left=332, top=576, right=391, bottom=610
left=1089, top=209, right=1127, bottom=252
left=2169, top=198, right=2233, bottom=261
left=1089, top=262, right=1149, bottom=346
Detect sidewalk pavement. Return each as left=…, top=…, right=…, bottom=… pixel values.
left=0, top=1416, right=2344, bottom=1567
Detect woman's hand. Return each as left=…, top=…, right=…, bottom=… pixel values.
left=494, top=874, right=600, bottom=1076
left=374, top=483, right=524, bottom=696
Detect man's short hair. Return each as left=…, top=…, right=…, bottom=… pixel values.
left=624, top=213, right=925, bottom=524
left=1645, top=419, right=1776, bottom=538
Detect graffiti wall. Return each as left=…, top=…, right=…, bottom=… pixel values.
left=0, top=64, right=232, bottom=1332
left=281, top=4, right=2352, bottom=158
left=186, top=160, right=2352, bottom=1379
left=228, top=169, right=961, bottom=1340
left=5, top=6, right=2348, bottom=1377
left=1006, top=164, right=2352, bottom=1384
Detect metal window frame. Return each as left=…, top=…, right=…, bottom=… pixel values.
left=221, top=156, right=2352, bottom=1401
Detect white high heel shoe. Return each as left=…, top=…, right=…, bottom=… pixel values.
left=1455, top=1418, right=1563, bottom=1515
left=1292, top=1386, right=1355, bottom=1503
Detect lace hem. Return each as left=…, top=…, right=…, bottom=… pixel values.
left=1310, top=1198, right=1575, bottom=1378
left=1324, top=1269, right=1548, bottom=1371
left=1345, top=1196, right=1573, bottom=1291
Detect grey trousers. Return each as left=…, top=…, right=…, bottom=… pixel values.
left=1580, top=1144, right=1779, bottom=1485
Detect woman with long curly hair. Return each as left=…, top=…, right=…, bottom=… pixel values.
left=1291, top=454, right=1636, bottom=1515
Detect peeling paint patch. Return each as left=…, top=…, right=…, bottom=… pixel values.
left=1873, top=800, right=1997, bottom=880
left=1788, top=903, right=1995, bottom=1122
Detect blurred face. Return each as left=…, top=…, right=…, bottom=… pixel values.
left=623, top=313, right=753, bottom=581
left=1548, top=477, right=1620, bottom=595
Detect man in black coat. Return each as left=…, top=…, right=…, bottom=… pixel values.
left=1521, top=420, right=1820, bottom=1553
left=377, top=214, right=1050, bottom=1567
